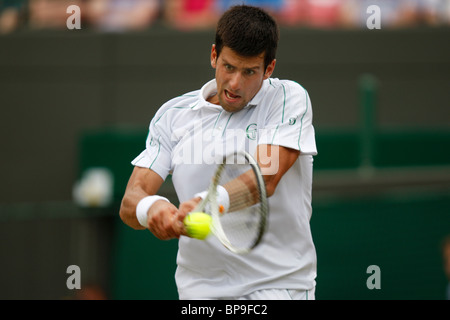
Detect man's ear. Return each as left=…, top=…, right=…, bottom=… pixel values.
left=263, top=59, right=276, bottom=80
left=211, top=44, right=217, bottom=69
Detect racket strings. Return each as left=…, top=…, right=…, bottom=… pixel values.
left=216, top=161, right=265, bottom=252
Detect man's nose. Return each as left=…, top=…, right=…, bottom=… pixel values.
left=228, top=72, right=242, bottom=92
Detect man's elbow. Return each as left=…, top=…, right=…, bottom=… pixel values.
left=264, top=178, right=277, bottom=198
left=266, top=186, right=275, bottom=198
left=118, top=202, right=128, bottom=225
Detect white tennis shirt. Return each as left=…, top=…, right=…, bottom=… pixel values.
left=132, top=78, right=318, bottom=299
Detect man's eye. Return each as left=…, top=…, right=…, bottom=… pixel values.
left=245, top=70, right=255, bottom=76
left=225, top=64, right=233, bottom=71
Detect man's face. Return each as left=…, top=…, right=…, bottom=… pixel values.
left=210, top=45, right=276, bottom=112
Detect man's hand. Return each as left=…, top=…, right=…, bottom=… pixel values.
left=146, top=200, right=187, bottom=240
left=178, top=197, right=202, bottom=217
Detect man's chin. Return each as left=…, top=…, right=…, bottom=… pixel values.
left=218, top=95, right=246, bottom=113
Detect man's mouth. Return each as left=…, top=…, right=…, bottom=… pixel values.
left=224, top=90, right=241, bottom=101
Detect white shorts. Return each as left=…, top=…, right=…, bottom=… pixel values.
left=187, top=288, right=315, bottom=300
left=235, top=288, right=315, bottom=300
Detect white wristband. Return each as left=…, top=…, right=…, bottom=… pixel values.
left=136, top=195, right=170, bottom=228
left=194, top=185, right=230, bottom=213
left=194, top=190, right=208, bottom=200
left=216, top=185, right=230, bottom=213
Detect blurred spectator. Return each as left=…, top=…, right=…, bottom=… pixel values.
left=28, top=0, right=83, bottom=30
left=84, top=0, right=160, bottom=32
left=164, top=0, right=218, bottom=30
left=283, top=0, right=344, bottom=28
left=405, top=0, right=447, bottom=26
left=443, top=235, right=450, bottom=300
left=340, top=0, right=449, bottom=28
left=220, top=0, right=345, bottom=29
left=1, top=0, right=449, bottom=33
left=216, top=0, right=287, bottom=25
left=299, top=0, right=345, bottom=29
left=340, top=0, right=406, bottom=28
left=0, top=0, right=26, bottom=33
left=216, top=0, right=284, bottom=14
left=443, top=0, right=450, bottom=24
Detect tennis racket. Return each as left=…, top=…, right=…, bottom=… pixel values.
left=190, top=151, right=269, bottom=254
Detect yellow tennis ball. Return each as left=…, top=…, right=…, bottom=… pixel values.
left=184, top=212, right=212, bottom=240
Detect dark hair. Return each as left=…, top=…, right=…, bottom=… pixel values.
left=215, top=5, right=279, bottom=70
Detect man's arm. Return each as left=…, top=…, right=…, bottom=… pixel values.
left=178, top=144, right=299, bottom=215
left=256, top=144, right=300, bottom=197
left=120, top=166, right=186, bottom=239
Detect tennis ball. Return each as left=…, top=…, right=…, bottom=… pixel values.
left=184, top=212, right=212, bottom=240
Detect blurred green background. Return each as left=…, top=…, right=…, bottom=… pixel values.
left=1, top=9, right=449, bottom=299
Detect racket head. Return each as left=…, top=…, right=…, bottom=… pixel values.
left=202, top=151, right=269, bottom=254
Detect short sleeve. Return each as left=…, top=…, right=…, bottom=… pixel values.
left=258, top=81, right=317, bottom=155
left=131, top=110, right=173, bottom=181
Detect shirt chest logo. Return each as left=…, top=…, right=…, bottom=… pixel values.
left=289, top=117, right=297, bottom=125
left=246, top=123, right=257, bottom=140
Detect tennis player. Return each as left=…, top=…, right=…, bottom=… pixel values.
left=120, top=5, right=317, bottom=300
